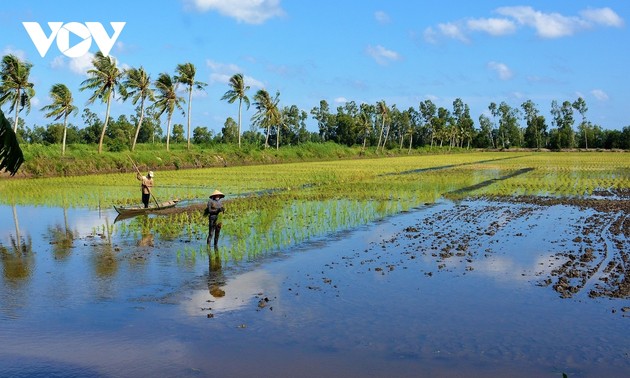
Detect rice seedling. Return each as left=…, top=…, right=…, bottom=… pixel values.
left=3, top=152, right=628, bottom=267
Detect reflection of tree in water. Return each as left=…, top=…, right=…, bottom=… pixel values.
left=0, top=235, right=34, bottom=283
left=48, top=207, right=75, bottom=260
left=91, top=218, right=118, bottom=279
left=208, top=246, right=225, bottom=298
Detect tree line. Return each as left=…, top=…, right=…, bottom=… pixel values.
left=1, top=54, right=629, bottom=156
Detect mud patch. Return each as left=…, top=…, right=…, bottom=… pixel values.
left=395, top=196, right=629, bottom=300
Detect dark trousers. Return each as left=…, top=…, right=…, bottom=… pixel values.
left=207, top=215, right=221, bottom=245
left=142, top=193, right=150, bottom=208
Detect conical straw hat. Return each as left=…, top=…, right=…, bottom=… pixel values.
left=210, top=190, right=225, bottom=199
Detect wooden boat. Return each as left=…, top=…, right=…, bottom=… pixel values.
left=114, top=199, right=179, bottom=216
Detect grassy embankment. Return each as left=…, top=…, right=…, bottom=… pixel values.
left=12, top=142, right=473, bottom=178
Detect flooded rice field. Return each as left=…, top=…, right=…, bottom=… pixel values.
left=1, top=153, right=629, bottom=377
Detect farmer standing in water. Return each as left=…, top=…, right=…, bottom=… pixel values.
left=206, top=190, right=225, bottom=246
left=136, top=170, right=154, bottom=208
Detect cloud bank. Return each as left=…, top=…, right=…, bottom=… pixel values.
left=425, top=6, right=623, bottom=43
left=189, top=0, right=285, bottom=24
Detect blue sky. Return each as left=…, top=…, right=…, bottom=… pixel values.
left=1, top=1, right=628, bottom=135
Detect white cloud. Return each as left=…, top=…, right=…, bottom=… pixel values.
left=425, top=6, right=624, bottom=43
left=591, top=89, right=609, bottom=101
left=189, top=0, right=285, bottom=24
left=334, top=97, right=348, bottom=104
left=438, top=22, right=469, bottom=43
left=487, top=61, right=513, bottom=80
left=581, top=7, right=624, bottom=27
left=423, top=27, right=438, bottom=44
left=496, top=6, right=587, bottom=38
left=206, top=59, right=264, bottom=89
left=50, top=54, right=94, bottom=76
left=374, top=11, right=391, bottom=25
left=467, top=18, right=516, bottom=36
left=243, top=75, right=265, bottom=89
left=50, top=55, right=65, bottom=69
left=68, top=53, right=94, bottom=75
left=366, top=45, right=401, bottom=65
left=2, top=46, right=27, bottom=60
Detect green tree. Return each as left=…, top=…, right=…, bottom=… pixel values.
left=79, top=108, right=103, bottom=145
left=452, top=98, right=474, bottom=148
left=419, top=99, right=437, bottom=147
left=41, top=84, right=78, bottom=156
left=0, top=55, right=35, bottom=132
left=221, top=117, right=238, bottom=144
left=497, top=102, right=521, bottom=148
left=376, top=100, right=389, bottom=152
left=123, top=67, right=154, bottom=151
left=252, top=89, right=280, bottom=148
left=357, top=104, right=372, bottom=151
left=79, top=52, right=124, bottom=154
left=153, top=73, right=184, bottom=151
left=476, top=114, right=493, bottom=148
left=172, top=124, right=185, bottom=144
left=175, top=62, right=207, bottom=150
left=221, top=73, right=250, bottom=149
left=310, top=100, right=333, bottom=141
left=0, top=109, right=23, bottom=175
left=280, top=105, right=308, bottom=146
left=521, top=100, right=541, bottom=148
left=572, top=97, right=589, bottom=149
left=107, top=115, right=134, bottom=151
left=550, top=100, right=574, bottom=149
left=193, top=126, right=213, bottom=144
left=434, top=107, right=451, bottom=147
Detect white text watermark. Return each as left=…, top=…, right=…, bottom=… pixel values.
left=22, top=22, right=126, bottom=58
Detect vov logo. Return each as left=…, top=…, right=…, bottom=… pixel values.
left=22, top=22, right=126, bottom=58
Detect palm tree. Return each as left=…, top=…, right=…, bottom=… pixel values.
left=0, top=55, right=35, bottom=132
left=0, top=109, right=24, bottom=175
left=221, top=73, right=250, bottom=148
left=79, top=52, right=124, bottom=154
left=153, top=73, right=184, bottom=151
left=123, top=67, right=154, bottom=151
left=175, top=62, right=207, bottom=150
left=376, top=100, right=389, bottom=152
left=252, top=89, right=280, bottom=148
left=41, top=84, right=78, bottom=156
left=356, top=111, right=371, bottom=152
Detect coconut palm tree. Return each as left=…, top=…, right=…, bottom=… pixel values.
left=79, top=52, right=124, bottom=154
left=175, top=62, right=206, bottom=150
left=123, top=67, right=154, bottom=151
left=0, top=55, right=35, bottom=132
left=41, top=84, right=78, bottom=156
left=0, top=109, right=23, bottom=175
left=252, top=89, right=280, bottom=148
left=153, top=73, right=184, bottom=151
left=376, top=100, right=389, bottom=152
left=357, top=110, right=371, bottom=152
left=221, top=73, right=250, bottom=148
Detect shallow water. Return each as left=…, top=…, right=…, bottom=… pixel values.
left=1, top=201, right=629, bottom=377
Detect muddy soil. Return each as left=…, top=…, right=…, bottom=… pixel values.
left=394, top=193, right=629, bottom=301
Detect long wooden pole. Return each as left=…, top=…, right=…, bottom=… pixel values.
left=128, top=155, right=160, bottom=208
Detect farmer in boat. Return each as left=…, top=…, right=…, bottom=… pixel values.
left=206, top=190, right=225, bottom=246
left=136, top=170, right=154, bottom=208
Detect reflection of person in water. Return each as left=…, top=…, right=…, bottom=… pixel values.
left=137, top=215, right=154, bottom=247
left=208, top=247, right=225, bottom=298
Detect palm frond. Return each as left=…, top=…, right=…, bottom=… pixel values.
left=0, top=110, right=24, bottom=175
